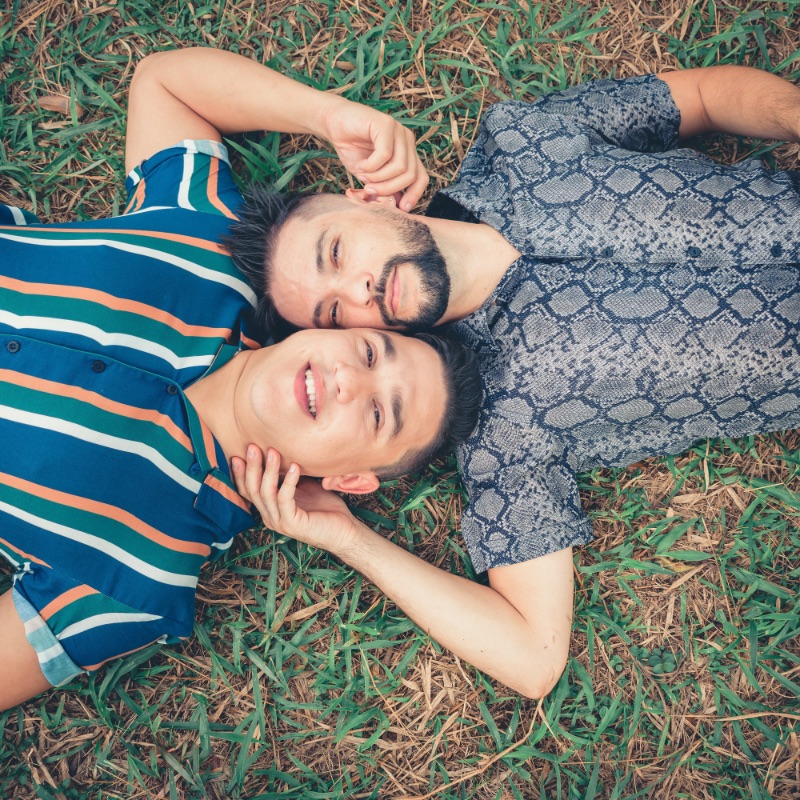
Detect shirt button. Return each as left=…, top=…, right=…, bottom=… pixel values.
left=600, top=246, right=614, bottom=258
left=6, top=341, right=20, bottom=353
left=771, top=243, right=783, bottom=258
left=190, top=463, right=202, bottom=476
left=166, top=384, right=179, bottom=395
left=687, top=246, right=701, bottom=258
left=91, top=360, right=106, bottom=373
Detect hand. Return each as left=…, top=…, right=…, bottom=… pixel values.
left=231, top=446, right=361, bottom=556
left=319, top=97, right=429, bottom=211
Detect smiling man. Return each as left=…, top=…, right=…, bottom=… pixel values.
left=0, top=48, right=482, bottom=710
left=225, top=57, right=800, bottom=698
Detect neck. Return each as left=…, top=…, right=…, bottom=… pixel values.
left=184, top=351, right=252, bottom=467
left=425, top=216, right=521, bottom=322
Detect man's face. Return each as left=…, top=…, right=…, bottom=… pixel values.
left=235, top=328, right=447, bottom=478
left=268, top=196, right=450, bottom=333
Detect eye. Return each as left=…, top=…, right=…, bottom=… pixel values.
left=365, top=343, right=374, bottom=367
left=373, top=402, right=381, bottom=429
left=332, top=239, right=340, bottom=267
left=330, top=302, right=340, bottom=329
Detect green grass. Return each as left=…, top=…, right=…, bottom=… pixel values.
left=2, top=1, right=800, bottom=798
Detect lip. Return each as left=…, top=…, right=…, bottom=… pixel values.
left=389, top=266, right=401, bottom=317
left=294, top=363, right=325, bottom=419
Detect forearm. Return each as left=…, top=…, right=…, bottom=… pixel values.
left=130, top=47, right=344, bottom=139
left=336, top=522, right=569, bottom=698
left=661, top=65, right=800, bottom=141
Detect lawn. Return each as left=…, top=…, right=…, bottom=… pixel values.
left=2, top=1, right=800, bottom=798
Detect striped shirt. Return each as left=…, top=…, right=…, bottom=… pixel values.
left=0, top=140, right=257, bottom=685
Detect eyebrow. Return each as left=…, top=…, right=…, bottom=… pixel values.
left=390, top=390, right=404, bottom=440
left=377, top=332, right=396, bottom=361
left=310, top=234, right=328, bottom=326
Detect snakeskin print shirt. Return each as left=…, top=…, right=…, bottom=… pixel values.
left=426, top=74, right=800, bottom=572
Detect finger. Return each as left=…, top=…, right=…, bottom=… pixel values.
left=399, top=163, right=430, bottom=211
left=356, top=124, right=395, bottom=174
left=276, top=463, right=302, bottom=519
left=363, top=171, right=421, bottom=199
left=360, top=128, right=410, bottom=183
left=230, top=456, right=249, bottom=499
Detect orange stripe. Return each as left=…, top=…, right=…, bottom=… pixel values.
left=197, top=416, right=218, bottom=470
left=39, top=585, right=98, bottom=621
left=0, top=471, right=212, bottom=558
left=205, top=473, right=252, bottom=513
left=0, top=222, right=227, bottom=255
left=206, top=160, right=238, bottom=220
left=0, top=535, right=50, bottom=568
left=0, top=368, right=194, bottom=453
left=241, top=333, right=262, bottom=351
left=0, top=274, right=232, bottom=340
left=82, top=637, right=166, bottom=672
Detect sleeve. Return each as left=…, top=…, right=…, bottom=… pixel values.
left=12, top=566, right=181, bottom=686
left=0, top=205, right=41, bottom=226
left=517, top=74, right=682, bottom=153
left=455, top=416, right=594, bottom=573
left=124, top=139, right=243, bottom=219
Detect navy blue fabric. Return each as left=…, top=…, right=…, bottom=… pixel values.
left=428, top=75, right=800, bottom=572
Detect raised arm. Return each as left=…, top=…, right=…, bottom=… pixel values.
left=235, top=450, right=573, bottom=699
left=126, top=48, right=427, bottom=209
left=658, top=65, right=800, bottom=141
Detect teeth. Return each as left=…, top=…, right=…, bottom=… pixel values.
left=305, top=369, right=316, bottom=417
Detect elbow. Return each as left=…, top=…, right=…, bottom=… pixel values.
left=509, top=655, right=567, bottom=701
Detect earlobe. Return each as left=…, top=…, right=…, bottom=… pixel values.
left=344, top=188, right=399, bottom=209
left=321, top=472, right=380, bottom=495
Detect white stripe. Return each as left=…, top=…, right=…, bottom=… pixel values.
left=24, top=616, right=47, bottom=635
left=0, top=309, right=214, bottom=371
left=211, top=537, right=234, bottom=552
left=0, top=405, right=201, bottom=493
left=178, top=152, right=196, bottom=211
left=0, top=500, right=200, bottom=589
left=10, top=206, right=27, bottom=225
left=57, top=611, right=163, bottom=641
left=0, top=230, right=257, bottom=305
left=37, top=642, right=68, bottom=664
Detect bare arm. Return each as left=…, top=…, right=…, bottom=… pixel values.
left=0, top=591, right=51, bottom=710
left=125, top=48, right=427, bottom=209
left=659, top=65, right=800, bottom=141
left=235, top=451, right=573, bottom=699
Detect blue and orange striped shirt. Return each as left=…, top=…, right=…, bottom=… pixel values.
left=0, top=140, right=258, bottom=685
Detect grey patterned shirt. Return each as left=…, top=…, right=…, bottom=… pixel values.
left=427, top=74, right=800, bottom=573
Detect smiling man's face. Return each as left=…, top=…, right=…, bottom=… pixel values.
left=233, top=328, right=448, bottom=481
left=267, top=195, right=450, bottom=333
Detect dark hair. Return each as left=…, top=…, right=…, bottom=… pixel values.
left=224, top=184, right=309, bottom=341
left=376, top=332, right=483, bottom=480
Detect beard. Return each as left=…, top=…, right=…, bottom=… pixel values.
left=373, top=217, right=450, bottom=332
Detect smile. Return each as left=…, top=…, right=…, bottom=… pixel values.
left=390, top=266, right=401, bottom=316
left=295, top=363, right=323, bottom=419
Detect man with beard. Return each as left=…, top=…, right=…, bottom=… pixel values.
left=222, top=49, right=800, bottom=698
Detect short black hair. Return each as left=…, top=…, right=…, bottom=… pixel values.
left=224, top=184, right=309, bottom=341
left=375, top=332, right=483, bottom=480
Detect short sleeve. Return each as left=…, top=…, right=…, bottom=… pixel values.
left=12, top=566, right=182, bottom=686
left=456, top=416, right=594, bottom=573
left=0, top=204, right=41, bottom=226
left=124, top=139, right=242, bottom=219
left=520, top=74, right=681, bottom=152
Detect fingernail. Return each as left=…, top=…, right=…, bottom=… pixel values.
left=267, top=450, right=274, bottom=463
left=357, top=174, right=367, bottom=182
left=289, top=464, right=298, bottom=474
left=248, top=445, right=257, bottom=459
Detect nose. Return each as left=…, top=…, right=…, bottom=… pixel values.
left=341, top=272, right=373, bottom=309
left=333, top=361, right=368, bottom=404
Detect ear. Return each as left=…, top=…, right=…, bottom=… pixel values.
left=344, top=187, right=401, bottom=209
left=321, top=471, right=380, bottom=495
